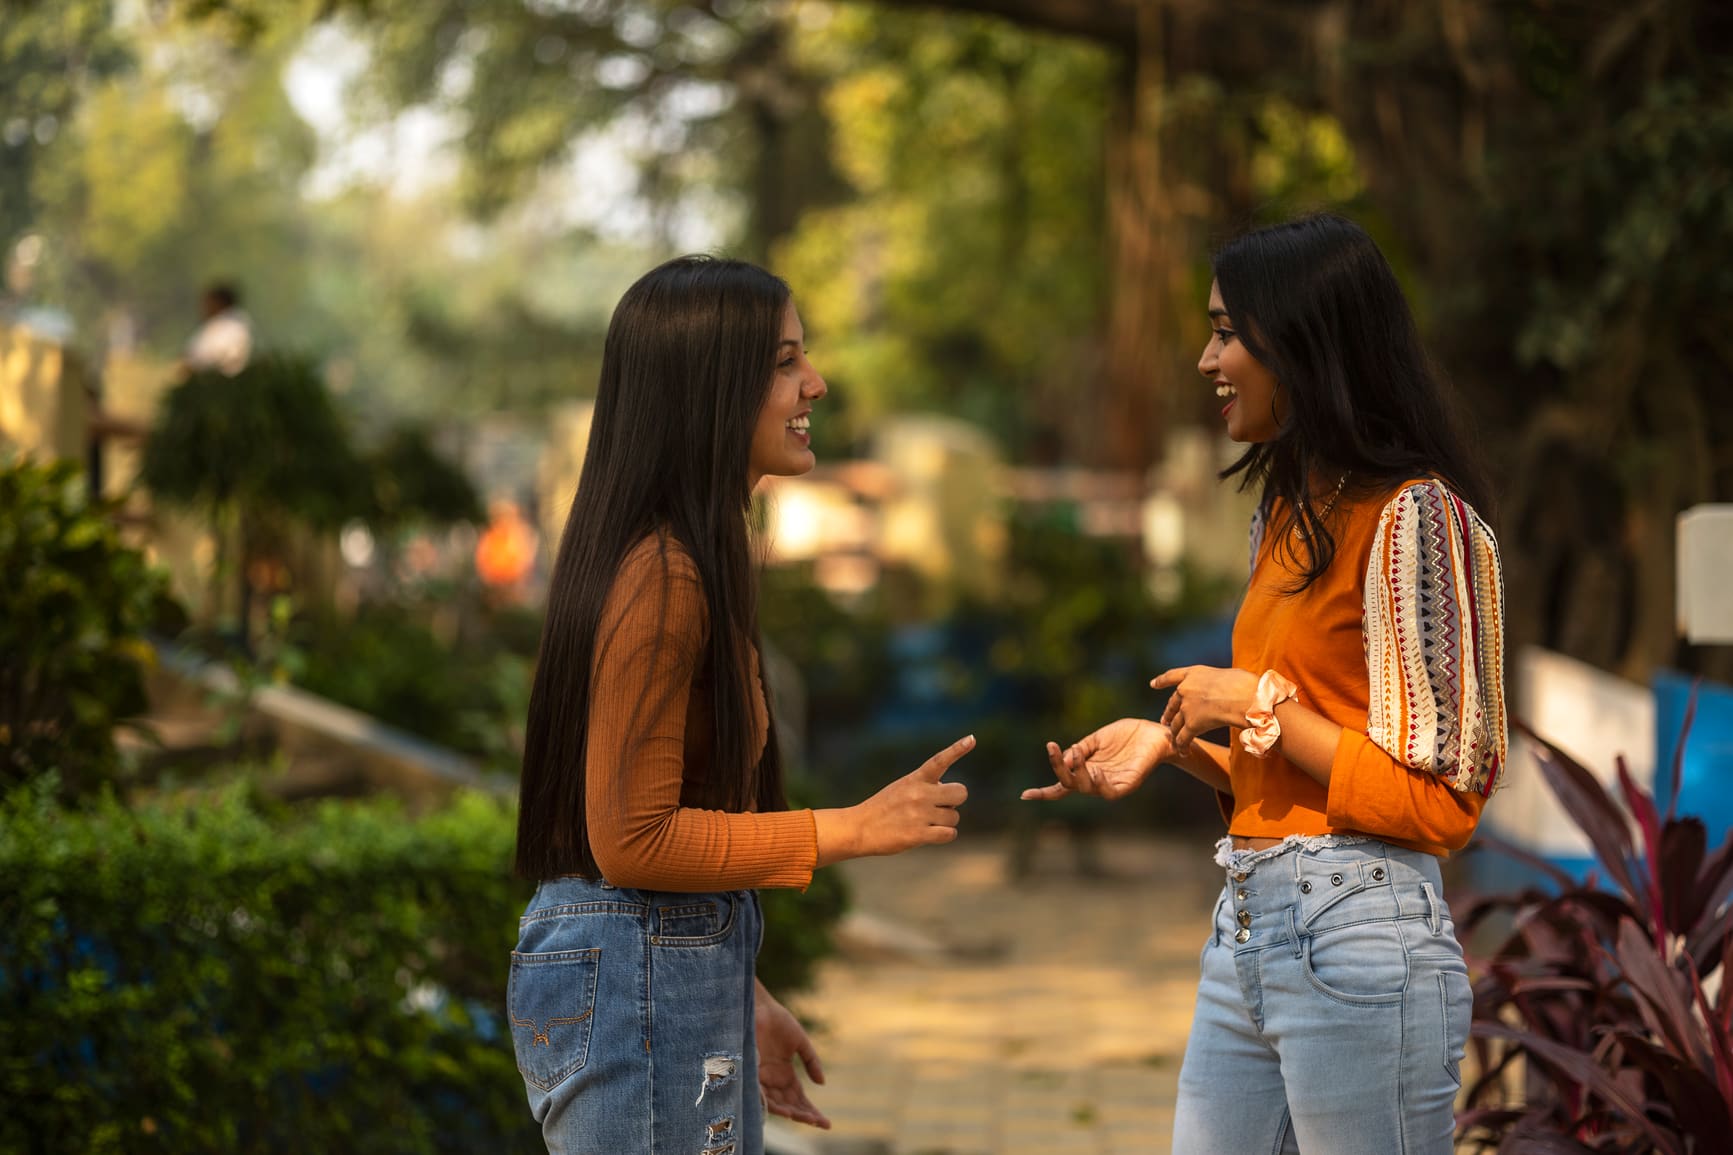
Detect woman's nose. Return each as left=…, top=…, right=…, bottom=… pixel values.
left=1198, top=343, right=1217, bottom=378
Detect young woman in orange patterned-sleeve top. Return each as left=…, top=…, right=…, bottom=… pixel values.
left=509, top=257, right=976, bottom=1155
left=1026, top=214, right=1506, bottom=1155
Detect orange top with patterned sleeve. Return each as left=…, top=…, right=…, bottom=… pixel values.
left=1225, top=479, right=1507, bottom=856
left=583, top=534, right=818, bottom=891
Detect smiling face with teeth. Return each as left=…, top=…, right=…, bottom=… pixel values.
left=748, top=301, right=828, bottom=488
left=1199, top=279, right=1283, bottom=444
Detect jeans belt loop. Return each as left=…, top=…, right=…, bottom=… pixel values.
left=1285, top=907, right=1303, bottom=958
left=1421, top=881, right=1442, bottom=935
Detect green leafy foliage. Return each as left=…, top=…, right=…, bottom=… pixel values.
left=364, top=425, right=484, bottom=534
left=0, top=456, right=182, bottom=799
left=141, top=356, right=371, bottom=531
left=341, top=0, right=761, bottom=218
left=776, top=7, right=1113, bottom=455
left=21, top=8, right=332, bottom=357
left=0, top=781, right=540, bottom=1154
left=0, top=0, right=130, bottom=249
left=140, top=358, right=484, bottom=536
left=293, top=603, right=527, bottom=768
left=0, top=775, right=851, bottom=1153
left=757, top=863, right=850, bottom=996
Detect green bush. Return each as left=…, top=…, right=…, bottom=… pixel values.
left=0, top=456, right=181, bottom=799
left=364, top=425, right=484, bottom=535
left=140, top=358, right=371, bottom=534
left=0, top=780, right=849, bottom=1154
left=757, top=860, right=850, bottom=995
left=292, top=605, right=529, bottom=769
left=0, top=782, right=537, bottom=1154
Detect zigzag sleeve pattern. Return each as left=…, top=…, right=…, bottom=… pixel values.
left=1361, top=481, right=1507, bottom=795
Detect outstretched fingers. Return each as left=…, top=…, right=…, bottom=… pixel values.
left=916, top=733, right=977, bottom=781
left=796, top=1035, right=825, bottom=1085
left=1023, top=739, right=1092, bottom=802
left=1021, top=782, right=1071, bottom=801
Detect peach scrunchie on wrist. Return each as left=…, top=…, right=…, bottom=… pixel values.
left=1239, top=670, right=1299, bottom=757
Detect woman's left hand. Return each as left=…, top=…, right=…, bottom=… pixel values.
left=755, top=987, right=831, bottom=1130
left=1151, top=665, right=1260, bottom=750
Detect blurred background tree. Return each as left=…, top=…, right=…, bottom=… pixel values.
left=2, top=0, right=1724, bottom=717
left=4, top=3, right=1730, bottom=1148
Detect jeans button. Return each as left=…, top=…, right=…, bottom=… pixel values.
left=1237, top=909, right=1252, bottom=928
left=1330, top=873, right=1344, bottom=887
left=1234, top=928, right=1251, bottom=943
left=1372, top=867, right=1386, bottom=881
left=1235, top=889, right=1248, bottom=902
left=1233, top=870, right=1249, bottom=883
left=1299, top=880, right=1312, bottom=894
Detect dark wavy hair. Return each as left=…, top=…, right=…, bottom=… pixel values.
left=514, top=256, right=791, bottom=881
left=1214, top=213, right=1493, bottom=589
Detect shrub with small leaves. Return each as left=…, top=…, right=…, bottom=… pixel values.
left=0, top=776, right=851, bottom=1154
left=0, top=455, right=181, bottom=798
left=0, top=782, right=540, bottom=1155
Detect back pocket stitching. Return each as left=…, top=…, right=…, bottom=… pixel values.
left=509, top=947, right=602, bottom=1091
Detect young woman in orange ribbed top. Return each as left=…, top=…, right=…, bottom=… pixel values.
left=1027, top=214, right=1506, bottom=1154
left=510, top=257, right=975, bottom=1154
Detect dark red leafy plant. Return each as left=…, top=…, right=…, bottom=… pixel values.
left=1457, top=689, right=1733, bottom=1154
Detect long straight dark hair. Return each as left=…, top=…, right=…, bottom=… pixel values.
left=514, top=255, right=791, bottom=881
left=1214, top=213, right=1493, bottom=589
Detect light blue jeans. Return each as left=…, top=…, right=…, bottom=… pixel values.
left=1171, top=838, right=1472, bottom=1154
left=508, top=877, right=764, bottom=1155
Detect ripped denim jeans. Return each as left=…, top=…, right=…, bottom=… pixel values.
left=509, top=877, right=763, bottom=1155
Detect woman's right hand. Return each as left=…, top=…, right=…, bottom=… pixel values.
left=1022, top=719, right=1175, bottom=802
left=815, top=734, right=974, bottom=864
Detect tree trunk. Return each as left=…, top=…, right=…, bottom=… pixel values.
left=1098, top=6, right=1169, bottom=473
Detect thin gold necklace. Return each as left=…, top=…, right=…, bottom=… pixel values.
left=1292, top=471, right=1350, bottom=539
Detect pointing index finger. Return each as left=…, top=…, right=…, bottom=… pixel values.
left=1150, top=667, right=1190, bottom=690
left=916, top=734, right=977, bottom=781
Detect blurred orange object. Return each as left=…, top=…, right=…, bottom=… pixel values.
left=475, top=499, right=538, bottom=598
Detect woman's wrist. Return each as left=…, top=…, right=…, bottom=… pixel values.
left=754, top=976, right=778, bottom=1018
left=812, top=807, right=860, bottom=868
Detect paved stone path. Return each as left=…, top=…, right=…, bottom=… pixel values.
left=777, top=829, right=1224, bottom=1155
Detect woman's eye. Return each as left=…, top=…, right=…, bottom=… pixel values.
left=1214, top=328, right=1236, bottom=345
left=779, top=357, right=797, bottom=369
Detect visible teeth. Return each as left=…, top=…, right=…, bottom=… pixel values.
left=1215, top=383, right=1236, bottom=398
left=787, top=416, right=810, bottom=431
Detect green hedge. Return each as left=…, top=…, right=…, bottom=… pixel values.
left=0, top=782, right=847, bottom=1154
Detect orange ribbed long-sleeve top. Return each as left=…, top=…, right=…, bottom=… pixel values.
left=584, top=534, right=818, bottom=892
left=1225, top=479, right=1507, bottom=856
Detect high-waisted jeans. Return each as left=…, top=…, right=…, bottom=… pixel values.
left=508, top=877, right=764, bottom=1155
left=1171, top=838, right=1472, bottom=1154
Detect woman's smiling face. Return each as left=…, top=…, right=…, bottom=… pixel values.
left=748, top=301, right=827, bottom=488
left=1198, top=280, right=1283, bottom=443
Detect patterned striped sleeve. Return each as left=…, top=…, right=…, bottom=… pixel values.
left=1361, top=481, right=1508, bottom=795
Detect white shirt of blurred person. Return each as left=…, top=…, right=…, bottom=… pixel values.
left=184, top=284, right=253, bottom=377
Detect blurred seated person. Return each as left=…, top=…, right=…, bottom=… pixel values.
left=181, top=282, right=252, bottom=378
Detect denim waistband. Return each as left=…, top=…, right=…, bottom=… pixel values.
left=1207, top=836, right=1448, bottom=952
left=1213, top=833, right=1374, bottom=871
left=528, top=875, right=754, bottom=917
